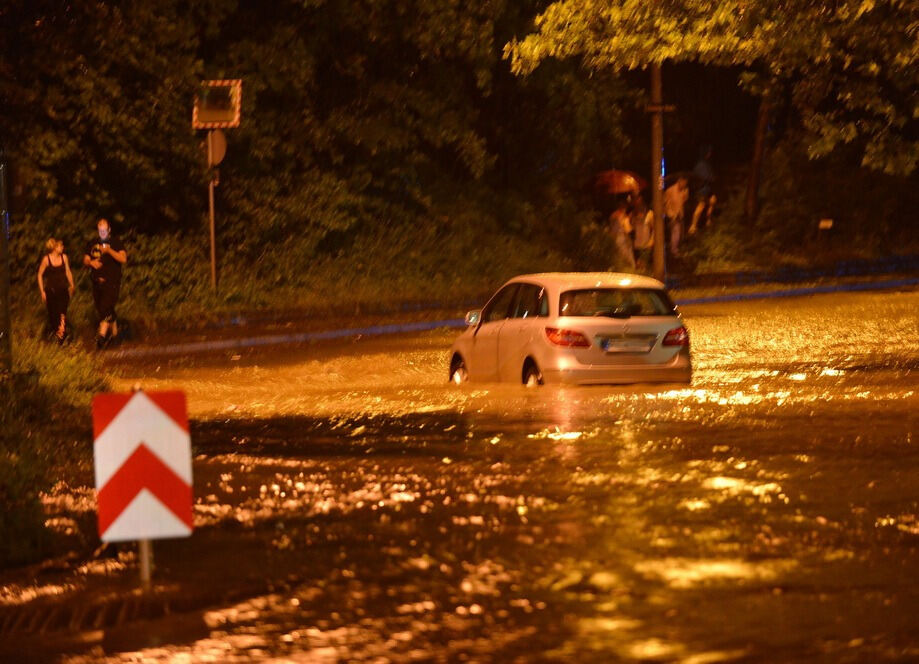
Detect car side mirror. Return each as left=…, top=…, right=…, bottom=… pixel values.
left=465, top=310, right=481, bottom=326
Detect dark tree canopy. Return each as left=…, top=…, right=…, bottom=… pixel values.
left=506, top=0, right=919, bottom=175
left=0, top=0, right=633, bottom=253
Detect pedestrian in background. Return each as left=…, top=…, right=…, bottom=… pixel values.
left=630, top=195, right=654, bottom=273
left=83, top=218, right=127, bottom=348
left=664, top=176, right=689, bottom=257
left=608, top=199, right=636, bottom=271
left=36, top=238, right=75, bottom=343
left=689, top=144, right=716, bottom=234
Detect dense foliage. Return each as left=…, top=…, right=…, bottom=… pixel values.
left=2, top=1, right=915, bottom=324
left=506, top=0, right=919, bottom=176
left=1, top=0, right=638, bottom=323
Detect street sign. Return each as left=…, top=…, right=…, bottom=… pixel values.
left=193, top=79, right=242, bottom=129
left=208, top=129, right=227, bottom=166
left=92, top=390, right=193, bottom=542
left=193, top=79, right=242, bottom=292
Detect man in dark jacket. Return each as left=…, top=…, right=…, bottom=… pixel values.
left=83, top=218, right=127, bottom=347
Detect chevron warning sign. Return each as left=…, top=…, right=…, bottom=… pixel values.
left=92, top=390, right=193, bottom=542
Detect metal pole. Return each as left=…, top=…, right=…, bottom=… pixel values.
left=0, top=150, right=12, bottom=375
left=139, top=538, right=153, bottom=592
left=207, top=131, right=217, bottom=291
left=650, top=63, right=667, bottom=283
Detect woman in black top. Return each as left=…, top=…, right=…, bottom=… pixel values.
left=37, top=238, right=75, bottom=342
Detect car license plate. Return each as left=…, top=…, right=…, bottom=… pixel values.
left=599, top=335, right=655, bottom=353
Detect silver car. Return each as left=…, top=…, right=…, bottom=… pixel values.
left=449, top=272, right=691, bottom=385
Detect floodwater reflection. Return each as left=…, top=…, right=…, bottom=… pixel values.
left=4, top=290, right=918, bottom=661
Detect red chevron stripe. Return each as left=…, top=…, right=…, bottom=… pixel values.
left=93, top=391, right=189, bottom=438
left=97, top=443, right=193, bottom=536
left=92, top=393, right=133, bottom=438
left=146, top=391, right=189, bottom=433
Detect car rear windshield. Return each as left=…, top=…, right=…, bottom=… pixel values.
left=559, top=288, right=676, bottom=317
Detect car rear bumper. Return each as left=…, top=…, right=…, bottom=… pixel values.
left=541, top=351, right=692, bottom=385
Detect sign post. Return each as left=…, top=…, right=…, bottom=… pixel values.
left=193, top=80, right=241, bottom=292
left=92, top=390, right=193, bottom=590
left=207, top=131, right=218, bottom=291
left=139, top=539, right=153, bottom=591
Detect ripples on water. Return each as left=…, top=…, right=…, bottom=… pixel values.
left=14, top=290, right=919, bottom=661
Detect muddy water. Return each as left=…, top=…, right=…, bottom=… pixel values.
left=9, top=290, right=919, bottom=662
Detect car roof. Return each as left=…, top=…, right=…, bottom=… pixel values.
left=508, top=272, right=666, bottom=291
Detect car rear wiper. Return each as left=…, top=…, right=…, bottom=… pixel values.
left=594, top=306, right=639, bottom=318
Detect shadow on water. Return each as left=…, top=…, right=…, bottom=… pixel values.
left=192, top=411, right=488, bottom=460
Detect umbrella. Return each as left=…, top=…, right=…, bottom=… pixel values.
left=595, top=169, right=648, bottom=195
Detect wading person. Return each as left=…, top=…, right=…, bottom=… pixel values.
left=37, top=238, right=75, bottom=343
left=83, top=218, right=127, bottom=348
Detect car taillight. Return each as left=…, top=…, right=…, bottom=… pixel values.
left=545, top=327, right=591, bottom=348
left=662, top=326, right=689, bottom=346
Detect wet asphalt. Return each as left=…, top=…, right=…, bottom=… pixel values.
left=2, top=287, right=918, bottom=662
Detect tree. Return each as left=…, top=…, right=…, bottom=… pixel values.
left=1, top=0, right=637, bottom=306
left=0, top=0, right=214, bottom=234
left=505, top=0, right=919, bottom=176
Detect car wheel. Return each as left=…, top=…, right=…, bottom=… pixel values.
left=450, top=356, right=468, bottom=384
left=523, top=361, right=543, bottom=387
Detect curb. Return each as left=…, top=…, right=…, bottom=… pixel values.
left=109, top=318, right=467, bottom=359
left=108, top=277, right=919, bottom=360
left=675, top=276, right=919, bottom=305
left=665, top=254, right=919, bottom=289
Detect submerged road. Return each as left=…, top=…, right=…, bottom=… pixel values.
left=4, top=288, right=919, bottom=662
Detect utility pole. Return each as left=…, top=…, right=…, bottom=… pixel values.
left=0, top=148, right=12, bottom=375
left=649, top=63, right=667, bottom=283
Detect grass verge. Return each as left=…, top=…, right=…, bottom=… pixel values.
left=0, top=336, right=108, bottom=569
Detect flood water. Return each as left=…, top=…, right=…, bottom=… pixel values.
left=3, top=289, right=919, bottom=662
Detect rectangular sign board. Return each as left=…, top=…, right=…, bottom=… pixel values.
left=92, top=390, right=193, bottom=542
left=193, top=79, right=242, bottom=129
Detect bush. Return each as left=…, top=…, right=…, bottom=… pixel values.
left=118, top=232, right=216, bottom=321
left=0, top=436, right=52, bottom=569
left=27, top=187, right=584, bottom=326
left=688, top=136, right=919, bottom=272
left=0, top=337, right=106, bottom=568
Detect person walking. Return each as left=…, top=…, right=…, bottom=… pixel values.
left=83, top=218, right=127, bottom=348
left=608, top=200, right=636, bottom=271
left=689, top=145, right=716, bottom=234
left=36, top=238, right=75, bottom=343
left=664, top=176, right=689, bottom=256
left=630, top=195, right=654, bottom=273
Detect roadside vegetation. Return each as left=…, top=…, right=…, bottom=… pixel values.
left=687, top=136, right=919, bottom=273
left=0, top=338, right=105, bottom=568
left=4, top=1, right=917, bottom=329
